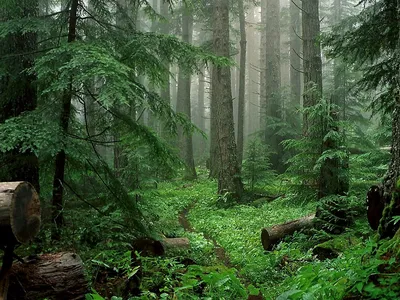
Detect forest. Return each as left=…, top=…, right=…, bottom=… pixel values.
left=0, top=0, right=399, bottom=299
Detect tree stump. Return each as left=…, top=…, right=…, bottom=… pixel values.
left=367, top=185, right=385, bottom=230
left=0, top=182, right=41, bottom=245
left=7, top=252, right=88, bottom=300
left=261, top=214, right=315, bottom=251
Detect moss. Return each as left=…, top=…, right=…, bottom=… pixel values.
left=313, top=236, right=361, bottom=260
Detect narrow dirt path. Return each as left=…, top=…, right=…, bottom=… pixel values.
left=179, top=203, right=233, bottom=268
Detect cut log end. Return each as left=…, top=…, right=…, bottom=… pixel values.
left=0, top=181, right=41, bottom=244
left=261, top=228, right=272, bottom=251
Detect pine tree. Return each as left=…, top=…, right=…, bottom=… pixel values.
left=212, top=0, right=243, bottom=198
left=325, top=0, right=400, bottom=237
left=236, top=0, right=246, bottom=167
left=0, top=0, right=40, bottom=193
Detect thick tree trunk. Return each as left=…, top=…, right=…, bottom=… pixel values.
left=302, top=0, right=323, bottom=134
left=209, top=68, right=220, bottom=178
left=212, top=0, right=243, bottom=198
left=290, top=0, right=302, bottom=108
left=261, top=214, right=315, bottom=250
left=246, top=5, right=260, bottom=137
left=237, top=0, right=246, bottom=167
left=377, top=0, right=400, bottom=240
left=379, top=107, right=400, bottom=238
left=318, top=0, right=349, bottom=199
left=160, top=1, right=171, bottom=140
left=7, top=252, right=89, bottom=300
left=176, top=7, right=197, bottom=180
left=51, top=0, right=78, bottom=240
left=0, top=182, right=41, bottom=246
left=0, top=0, right=40, bottom=193
left=265, top=0, right=283, bottom=172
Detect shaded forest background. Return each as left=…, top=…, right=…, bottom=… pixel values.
left=0, top=0, right=399, bottom=299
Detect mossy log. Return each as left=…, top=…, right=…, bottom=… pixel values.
left=7, top=252, right=89, bottom=300
left=0, top=182, right=41, bottom=246
left=312, top=236, right=360, bottom=260
left=261, top=214, right=315, bottom=251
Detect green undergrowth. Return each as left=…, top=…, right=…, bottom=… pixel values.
left=31, top=168, right=379, bottom=300
left=186, top=183, right=318, bottom=297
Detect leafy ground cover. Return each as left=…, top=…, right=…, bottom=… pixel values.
left=32, top=167, right=391, bottom=300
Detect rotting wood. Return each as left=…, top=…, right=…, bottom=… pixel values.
left=7, top=252, right=88, bottom=300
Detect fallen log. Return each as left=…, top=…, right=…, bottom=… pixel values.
left=0, top=181, right=41, bottom=245
left=7, top=252, right=89, bottom=300
left=0, top=182, right=41, bottom=300
left=261, top=214, right=315, bottom=251
left=161, top=238, right=190, bottom=250
left=131, top=237, right=191, bottom=260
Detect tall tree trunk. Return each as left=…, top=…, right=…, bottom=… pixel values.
left=302, top=0, right=323, bottom=134
left=160, top=1, right=171, bottom=140
left=212, top=0, right=243, bottom=198
left=51, top=0, right=78, bottom=240
left=259, top=0, right=267, bottom=135
left=317, top=0, right=350, bottom=199
left=176, top=7, right=197, bottom=180
left=246, top=5, right=260, bottom=137
left=194, top=64, right=206, bottom=157
left=378, top=0, right=400, bottom=239
left=290, top=0, right=302, bottom=108
left=332, top=0, right=346, bottom=116
left=198, top=67, right=205, bottom=133
left=171, top=65, right=178, bottom=110
left=237, top=0, right=246, bottom=167
left=209, top=66, right=220, bottom=178
left=265, top=0, right=283, bottom=172
left=0, top=0, right=40, bottom=193
left=147, top=0, right=159, bottom=131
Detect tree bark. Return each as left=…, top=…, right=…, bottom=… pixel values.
left=212, top=0, right=243, bottom=198
left=259, top=0, right=267, bottom=133
left=0, top=182, right=41, bottom=246
left=176, top=6, right=197, bottom=180
left=377, top=0, right=400, bottom=240
left=160, top=1, right=171, bottom=140
left=246, top=5, right=260, bottom=137
left=290, top=0, right=302, bottom=108
left=302, top=0, right=323, bottom=134
left=0, top=0, right=40, bottom=194
left=7, top=252, right=88, bottom=300
left=51, top=0, right=78, bottom=240
left=261, top=214, right=315, bottom=250
left=209, top=66, right=220, bottom=178
left=265, top=0, right=283, bottom=172
left=237, top=0, right=246, bottom=168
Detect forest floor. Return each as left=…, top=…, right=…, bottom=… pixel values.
left=36, top=168, right=381, bottom=299
left=133, top=170, right=374, bottom=299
